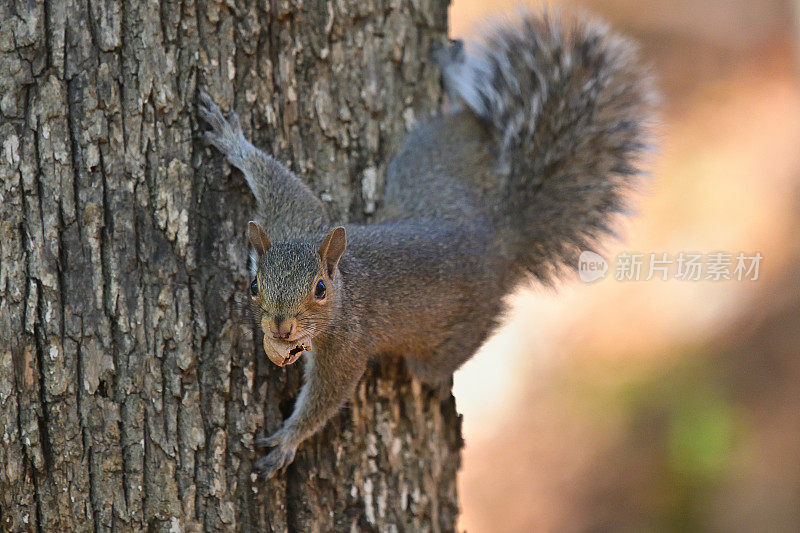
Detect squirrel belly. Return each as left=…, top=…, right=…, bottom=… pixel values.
left=199, top=8, right=655, bottom=480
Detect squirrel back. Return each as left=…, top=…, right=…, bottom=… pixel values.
left=385, top=10, right=655, bottom=284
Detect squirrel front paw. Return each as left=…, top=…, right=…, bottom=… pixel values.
left=253, top=428, right=298, bottom=480
left=198, top=91, right=247, bottom=165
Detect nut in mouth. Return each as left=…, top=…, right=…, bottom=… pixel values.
left=263, top=335, right=312, bottom=367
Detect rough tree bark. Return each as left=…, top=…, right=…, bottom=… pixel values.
left=0, top=0, right=462, bottom=530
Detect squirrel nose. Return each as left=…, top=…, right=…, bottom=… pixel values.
left=272, top=317, right=296, bottom=340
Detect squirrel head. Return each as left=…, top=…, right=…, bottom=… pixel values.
left=247, top=221, right=346, bottom=366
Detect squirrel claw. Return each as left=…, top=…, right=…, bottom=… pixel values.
left=252, top=427, right=298, bottom=480
left=198, top=90, right=215, bottom=108
left=197, top=91, right=247, bottom=164
left=197, top=92, right=224, bottom=129
left=254, top=443, right=296, bottom=481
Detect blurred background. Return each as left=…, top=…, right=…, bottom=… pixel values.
left=449, top=1, right=800, bottom=531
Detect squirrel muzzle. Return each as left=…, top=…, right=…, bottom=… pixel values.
left=263, top=335, right=312, bottom=367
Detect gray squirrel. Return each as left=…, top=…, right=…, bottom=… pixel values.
left=198, top=10, right=654, bottom=480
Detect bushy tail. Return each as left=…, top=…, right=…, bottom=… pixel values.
left=438, top=9, right=656, bottom=283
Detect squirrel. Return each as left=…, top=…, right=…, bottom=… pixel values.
left=198, top=9, right=654, bottom=480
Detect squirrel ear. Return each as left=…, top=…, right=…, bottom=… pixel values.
left=318, top=226, right=347, bottom=277
left=248, top=221, right=271, bottom=256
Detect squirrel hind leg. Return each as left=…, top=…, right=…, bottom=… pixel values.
left=406, top=357, right=451, bottom=386
left=406, top=321, right=496, bottom=386
left=407, top=285, right=505, bottom=385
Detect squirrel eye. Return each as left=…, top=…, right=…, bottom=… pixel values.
left=250, top=278, right=258, bottom=297
left=314, top=279, right=326, bottom=300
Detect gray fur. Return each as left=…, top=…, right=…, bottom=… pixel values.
left=437, top=10, right=656, bottom=281
left=198, top=9, right=655, bottom=479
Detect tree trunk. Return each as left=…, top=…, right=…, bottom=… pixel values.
left=0, top=0, right=461, bottom=531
